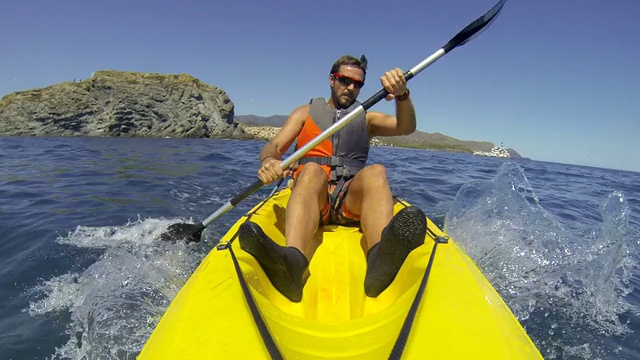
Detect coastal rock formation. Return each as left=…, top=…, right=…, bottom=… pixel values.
left=241, top=125, right=391, bottom=147
left=242, top=125, right=281, bottom=140
left=237, top=115, right=522, bottom=157
left=240, top=123, right=521, bottom=156
left=0, top=70, right=249, bottom=138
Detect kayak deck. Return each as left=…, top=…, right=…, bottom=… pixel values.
left=140, top=188, right=542, bottom=359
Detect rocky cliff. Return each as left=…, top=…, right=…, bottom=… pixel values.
left=0, top=70, right=249, bottom=138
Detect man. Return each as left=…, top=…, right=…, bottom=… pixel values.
left=239, top=55, right=427, bottom=302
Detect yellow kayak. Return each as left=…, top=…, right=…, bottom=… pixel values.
left=140, top=187, right=542, bottom=359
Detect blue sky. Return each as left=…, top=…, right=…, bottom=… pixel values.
left=2, top=0, right=639, bottom=172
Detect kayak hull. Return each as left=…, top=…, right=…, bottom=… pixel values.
left=141, top=188, right=542, bottom=359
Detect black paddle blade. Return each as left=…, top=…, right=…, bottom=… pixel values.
left=160, top=222, right=206, bottom=243
left=443, top=0, right=507, bottom=53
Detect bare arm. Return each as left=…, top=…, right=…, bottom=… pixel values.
left=366, top=68, right=417, bottom=137
left=257, top=104, right=309, bottom=184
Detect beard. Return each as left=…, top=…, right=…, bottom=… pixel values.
left=330, top=86, right=357, bottom=109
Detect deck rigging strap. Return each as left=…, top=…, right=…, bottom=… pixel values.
left=223, top=188, right=285, bottom=360
left=389, top=233, right=449, bottom=359
left=229, top=244, right=284, bottom=360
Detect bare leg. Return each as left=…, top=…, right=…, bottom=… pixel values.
left=238, top=163, right=327, bottom=302
left=343, top=164, right=426, bottom=297
left=343, top=164, right=394, bottom=250
left=286, top=162, right=328, bottom=255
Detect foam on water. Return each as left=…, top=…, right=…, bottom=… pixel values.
left=445, top=162, right=638, bottom=358
left=27, top=218, right=208, bottom=359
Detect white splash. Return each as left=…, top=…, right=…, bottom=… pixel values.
left=28, top=217, right=209, bottom=359
left=445, top=162, right=638, bottom=358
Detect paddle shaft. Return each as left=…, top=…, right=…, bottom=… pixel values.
left=198, top=0, right=507, bottom=229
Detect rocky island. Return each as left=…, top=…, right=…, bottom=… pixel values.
left=0, top=70, right=248, bottom=138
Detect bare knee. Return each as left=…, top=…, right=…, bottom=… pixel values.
left=360, top=164, right=389, bottom=189
left=295, top=163, right=326, bottom=190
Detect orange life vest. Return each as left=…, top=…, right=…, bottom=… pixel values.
left=293, top=97, right=370, bottom=182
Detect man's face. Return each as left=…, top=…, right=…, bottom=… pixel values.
left=330, top=65, right=365, bottom=109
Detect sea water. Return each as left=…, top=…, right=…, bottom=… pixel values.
left=1, top=136, right=638, bottom=359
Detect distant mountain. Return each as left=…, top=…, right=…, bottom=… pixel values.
left=235, top=114, right=522, bottom=157
left=235, top=114, right=287, bottom=127
left=382, top=131, right=502, bottom=154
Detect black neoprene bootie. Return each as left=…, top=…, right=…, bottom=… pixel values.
left=364, top=206, right=427, bottom=297
left=239, top=221, right=309, bottom=302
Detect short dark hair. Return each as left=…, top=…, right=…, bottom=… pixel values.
left=330, top=54, right=368, bottom=76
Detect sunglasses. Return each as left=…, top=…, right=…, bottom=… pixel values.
left=332, top=73, right=365, bottom=89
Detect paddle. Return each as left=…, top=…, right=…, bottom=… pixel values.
left=161, top=0, right=507, bottom=243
